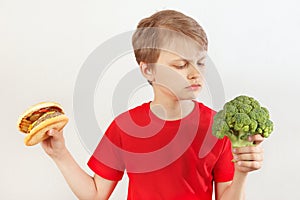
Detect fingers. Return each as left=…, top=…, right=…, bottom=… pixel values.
left=236, top=160, right=262, bottom=169
left=233, top=144, right=264, bottom=173
left=42, top=129, right=63, bottom=149
left=235, top=161, right=262, bottom=173
left=231, top=134, right=265, bottom=174
left=233, top=152, right=264, bottom=162
left=233, top=146, right=264, bottom=162
left=235, top=160, right=262, bottom=171
left=233, top=145, right=263, bottom=154
left=42, top=129, right=66, bottom=158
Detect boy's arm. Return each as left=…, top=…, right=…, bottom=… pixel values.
left=42, top=129, right=118, bottom=200
left=214, top=172, right=247, bottom=200
left=215, top=135, right=264, bottom=200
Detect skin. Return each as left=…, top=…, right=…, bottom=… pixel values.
left=42, top=49, right=264, bottom=200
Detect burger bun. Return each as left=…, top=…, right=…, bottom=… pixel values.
left=24, top=115, right=68, bottom=146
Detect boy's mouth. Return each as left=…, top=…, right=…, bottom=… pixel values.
left=186, top=84, right=201, bottom=90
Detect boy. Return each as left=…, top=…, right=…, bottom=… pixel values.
left=42, top=10, right=264, bottom=200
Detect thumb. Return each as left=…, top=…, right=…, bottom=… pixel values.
left=46, top=129, right=64, bottom=143
left=248, top=134, right=264, bottom=145
left=47, top=129, right=55, bottom=136
left=47, top=129, right=60, bottom=137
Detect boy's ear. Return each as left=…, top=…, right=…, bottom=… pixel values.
left=139, top=62, right=155, bottom=82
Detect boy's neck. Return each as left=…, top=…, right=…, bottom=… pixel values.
left=150, top=98, right=195, bottom=121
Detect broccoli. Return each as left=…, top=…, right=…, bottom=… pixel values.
left=212, top=95, right=274, bottom=148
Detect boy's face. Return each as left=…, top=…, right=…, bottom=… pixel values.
left=151, top=48, right=206, bottom=101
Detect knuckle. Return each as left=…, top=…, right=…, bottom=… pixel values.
left=253, top=161, right=262, bottom=169
left=250, top=154, right=257, bottom=160
left=253, top=146, right=261, bottom=153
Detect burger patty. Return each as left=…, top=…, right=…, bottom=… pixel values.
left=28, top=111, right=62, bottom=132
left=26, top=107, right=63, bottom=123
left=19, top=107, right=64, bottom=133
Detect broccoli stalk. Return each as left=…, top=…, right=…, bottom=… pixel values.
left=225, top=130, right=254, bottom=148
left=212, top=95, right=273, bottom=148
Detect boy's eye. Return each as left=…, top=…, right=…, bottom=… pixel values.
left=175, top=63, right=188, bottom=69
left=197, top=63, right=206, bottom=71
left=197, top=63, right=205, bottom=67
left=173, top=62, right=205, bottom=69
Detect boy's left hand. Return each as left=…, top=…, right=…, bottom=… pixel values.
left=232, top=134, right=264, bottom=173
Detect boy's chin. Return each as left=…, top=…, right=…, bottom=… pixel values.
left=179, top=95, right=199, bottom=101
left=181, top=92, right=201, bottom=100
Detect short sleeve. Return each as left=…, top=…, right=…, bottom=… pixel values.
left=213, top=137, right=235, bottom=182
left=87, top=120, right=125, bottom=181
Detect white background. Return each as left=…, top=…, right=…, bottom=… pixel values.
left=1, top=0, right=299, bottom=199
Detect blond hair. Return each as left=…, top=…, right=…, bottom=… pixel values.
left=132, top=10, right=208, bottom=65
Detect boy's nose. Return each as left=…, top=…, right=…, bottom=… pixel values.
left=187, top=65, right=201, bottom=80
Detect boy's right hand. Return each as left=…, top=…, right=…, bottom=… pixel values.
left=41, top=129, right=67, bottom=160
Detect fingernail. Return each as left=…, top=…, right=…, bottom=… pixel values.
left=232, top=148, right=237, bottom=153
left=248, top=136, right=252, bottom=141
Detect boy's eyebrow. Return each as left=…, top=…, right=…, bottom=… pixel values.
left=171, top=58, right=188, bottom=62
left=171, top=57, right=206, bottom=63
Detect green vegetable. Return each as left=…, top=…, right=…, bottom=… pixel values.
left=212, top=95, right=274, bottom=148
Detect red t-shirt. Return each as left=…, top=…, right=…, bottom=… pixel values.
left=88, top=101, right=234, bottom=200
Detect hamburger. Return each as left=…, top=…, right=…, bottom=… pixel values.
left=17, top=102, right=69, bottom=146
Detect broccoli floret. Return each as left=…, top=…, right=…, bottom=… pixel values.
left=212, top=95, right=274, bottom=148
